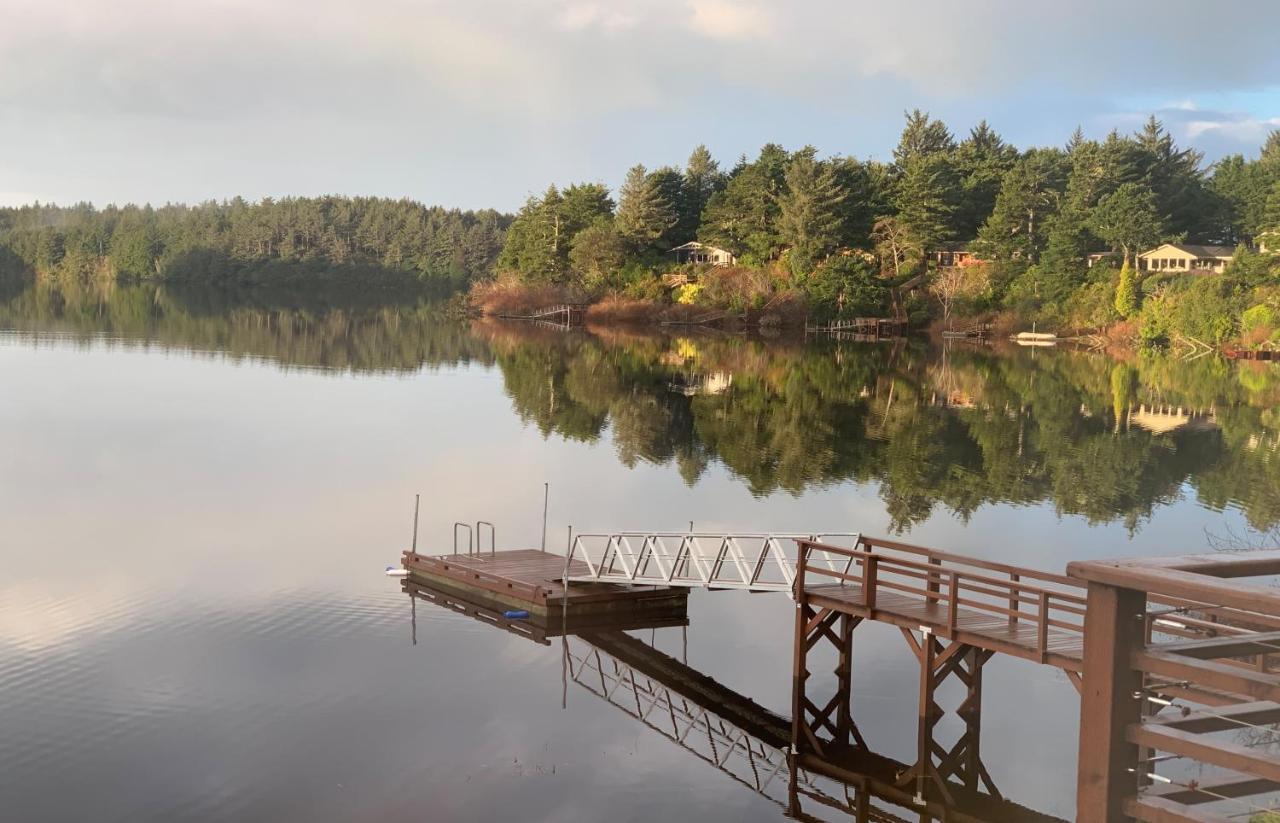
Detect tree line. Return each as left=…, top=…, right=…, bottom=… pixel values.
left=0, top=197, right=510, bottom=284
left=494, top=112, right=1280, bottom=335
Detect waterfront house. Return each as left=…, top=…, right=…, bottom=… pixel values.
left=1085, top=251, right=1119, bottom=268
left=1137, top=243, right=1235, bottom=274
left=930, top=241, right=981, bottom=268
left=670, top=241, right=737, bottom=267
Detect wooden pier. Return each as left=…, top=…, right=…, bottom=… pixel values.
left=496, top=303, right=587, bottom=327
left=807, top=317, right=908, bottom=337
left=401, top=529, right=1280, bottom=821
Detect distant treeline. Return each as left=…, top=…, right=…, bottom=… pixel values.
left=0, top=197, right=511, bottom=285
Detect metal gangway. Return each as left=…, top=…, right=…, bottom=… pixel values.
left=562, top=532, right=861, bottom=596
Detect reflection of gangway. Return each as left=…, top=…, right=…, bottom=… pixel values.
left=564, top=632, right=1064, bottom=823
left=563, top=532, right=862, bottom=595
left=567, top=632, right=803, bottom=809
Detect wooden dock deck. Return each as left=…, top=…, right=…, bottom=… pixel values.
left=805, top=582, right=1084, bottom=671
left=402, top=575, right=687, bottom=645
left=402, top=548, right=688, bottom=618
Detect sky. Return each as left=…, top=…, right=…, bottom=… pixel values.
left=3, top=0, right=1280, bottom=212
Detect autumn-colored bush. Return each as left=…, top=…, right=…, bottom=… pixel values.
left=469, top=279, right=572, bottom=316
left=585, top=295, right=662, bottom=324
left=693, top=266, right=776, bottom=313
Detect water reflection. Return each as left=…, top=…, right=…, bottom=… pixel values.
left=2, top=280, right=1278, bottom=533
left=404, top=576, right=1061, bottom=822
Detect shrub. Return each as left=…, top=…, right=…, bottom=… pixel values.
left=1114, top=259, right=1139, bottom=319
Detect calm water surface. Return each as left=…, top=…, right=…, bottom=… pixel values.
left=3, top=281, right=1279, bottom=821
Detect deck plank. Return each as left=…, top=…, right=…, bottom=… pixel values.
left=804, top=582, right=1084, bottom=667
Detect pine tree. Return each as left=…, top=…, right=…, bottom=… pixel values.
left=893, top=155, right=954, bottom=264
left=678, top=145, right=725, bottom=242
left=615, top=165, right=676, bottom=252
left=952, top=121, right=1017, bottom=238
left=778, top=148, right=846, bottom=276
left=892, top=109, right=955, bottom=168
left=1093, top=182, right=1163, bottom=264
left=976, top=148, right=1067, bottom=267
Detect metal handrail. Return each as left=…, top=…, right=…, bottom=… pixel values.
left=563, top=532, right=862, bottom=595
left=453, top=522, right=473, bottom=555
left=475, top=521, right=496, bottom=555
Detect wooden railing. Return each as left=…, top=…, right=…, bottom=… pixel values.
left=1069, top=550, right=1280, bottom=821
left=796, top=537, right=1088, bottom=662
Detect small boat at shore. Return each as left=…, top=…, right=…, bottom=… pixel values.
left=1013, top=331, right=1058, bottom=341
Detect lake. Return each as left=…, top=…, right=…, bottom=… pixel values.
left=3, top=279, right=1278, bottom=821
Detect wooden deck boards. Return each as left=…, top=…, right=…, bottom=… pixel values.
left=806, top=582, right=1084, bottom=670
left=402, top=549, right=688, bottom=617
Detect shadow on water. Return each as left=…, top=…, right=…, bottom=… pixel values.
left=2, top=279, right=1279, bottom=533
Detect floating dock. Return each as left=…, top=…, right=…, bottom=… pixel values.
left=401, top=548, right=688, bottom=621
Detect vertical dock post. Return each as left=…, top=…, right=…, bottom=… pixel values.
left=1076, top=581, right=1145, bottom=821
left=541, top=482, right=549, bottom=552
left=410, top=493, right=420, bottom=555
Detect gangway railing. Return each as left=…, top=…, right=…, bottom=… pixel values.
left=565, top=636, right=810, bottom=808
left=566, top=634, right=973, bottom=823
left=563, top=532, right=862, bottom=595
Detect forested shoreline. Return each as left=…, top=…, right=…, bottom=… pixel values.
left=0, top=197, right=509, bottom=286
left=486, top=113, right=1280, bottom=348
left=4, top=112, right=1280, bottom=348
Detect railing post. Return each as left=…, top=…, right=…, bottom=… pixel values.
left=1076, top=581, right=1146, bottom=822
left=947, top=574, right=959, bottom=636
left=926, top=557, right=942, bottom=606
left=1037, top=591, right=1049, bottom=661
left=864, top=555, right=878, bottom=613
left=1008, top=572, right=1020, bottom=626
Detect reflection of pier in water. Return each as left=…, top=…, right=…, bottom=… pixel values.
left=403, top=575, right=1064, bottom=822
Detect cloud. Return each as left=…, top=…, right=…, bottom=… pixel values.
left=1, top=0, right=1279, bottom=208
left=557, top=3, right=637, bottom=32
left=688, top=0, right=772, bottom=41
left=1185, top=116, right=1280, bottom=142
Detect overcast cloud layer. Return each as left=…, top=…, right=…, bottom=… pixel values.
left=3, top=0, right=1280, bottom=209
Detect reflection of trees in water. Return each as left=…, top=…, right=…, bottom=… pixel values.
left=481, top=323, right=1280, bottom=534
left=0, top=280, right=492, bottom=374
left=5, top=280, right=1279, bottom=534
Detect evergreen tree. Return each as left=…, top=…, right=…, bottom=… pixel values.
left=893, top=155, right=955, bottom=263
left=1093, top=182, right=1163, bottom=264
left=568, top=218, right=627, bottom=288
left=1114, top=258, right=1139, bottom=318
left=1134, top=116, right=1209, bottom=240
left=952, top=121, right=1017, bottom=239
left=1042, top=138, right=1106, bottom=273
left=892, top=109, right=956, bottom=167
left=615, top=164, right=676, bottom=252
left=977, top=148, right=1067, bottom=267
left=678, top=145, right=725, bottom=242
left=1263, top=180, right=1280, bottom=234
left=778, top=148, right=846, bottom=276
left=700, top=144, right=790, bottom=263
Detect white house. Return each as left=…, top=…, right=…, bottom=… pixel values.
left=1137, top=243, right=1235, bottom=274
left=670, top=241, right=737, bottom=267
